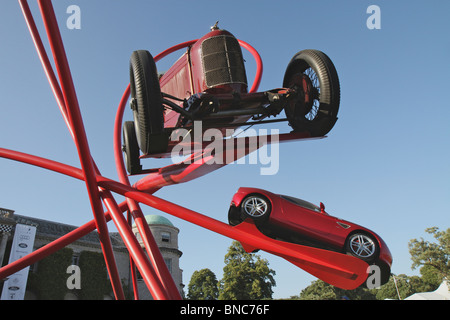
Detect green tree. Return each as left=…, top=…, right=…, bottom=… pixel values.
left=296, top=279, right=376, bottom=300
left=374, top=274, right=434, bottom=300
left=408, top=227, right=449, bottom=284
left=187, top=268, right=219, bottom=300
left=218, top=241, right=275, bottom=300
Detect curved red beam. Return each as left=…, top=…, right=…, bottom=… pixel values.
left=113, top=85, right=180, bottom=299
left=0, top=147, right=369, bottom=290
left=18, top=0, right=178, bottom=300
left=238, top=39, right=263, bottom=93
left=36, top=0, right=125, bottom=299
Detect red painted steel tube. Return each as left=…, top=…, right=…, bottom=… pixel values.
left=0, top=219, right=96, bottom=280
left=114, top=84, right=131, bottom=186
left=0, top=145, right=171, bottom=299
left=36, top=0, right=124, bottom=299
left=0, top=200, right=122, bottom=280
left=101, top=191, right=170, bottom=300
left=13, top=1, right=263, bottom=299
left=131, top=210, right=181, bottom=299
left=154, top=40, right=197, bottom=62
left=238, top=39, right=263, bottom=93
left=127, top=210, right=140, bottom=300
left=0, top=147, right=172, bottom=299
left=18, top=0, right=74, bottom=138
left=0, top=147, right=368, bottom=289
left=1, top=149, right=169, bottom=299
left=28, top=0, right=124, bottom=299
left=20, top=1, right=136, bottom=288
left=114, top=86, right=181, bottom=299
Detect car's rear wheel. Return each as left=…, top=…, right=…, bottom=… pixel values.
left=283, top=49, right=340, bottom=137
left=228, top=205, right=241, bottom=226
left=345, top=232, right=379, bottom=262
left=129, top=50, right=164, bottom=154
left=240, top=195, right=271, bottom=222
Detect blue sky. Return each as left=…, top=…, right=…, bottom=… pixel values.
left=1, top=1, right=449, bottom=299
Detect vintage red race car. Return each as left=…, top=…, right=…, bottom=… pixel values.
left=122, top=24, right=340, bottom=174
left=228, top=187, right=392, bottom=285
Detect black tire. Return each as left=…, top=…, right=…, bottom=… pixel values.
left=123, top=121, right=142, bottom=175
left=240, top=194, right=271, bottom=222
left=377, top=261, right=391, bottom=286
left=283, top=49, right=340, bottom=136
left=228, top=205, right=241, bottom=226
left=130, top=50, right=164, bottom=154
left=345, top=232, right=379, bottom=262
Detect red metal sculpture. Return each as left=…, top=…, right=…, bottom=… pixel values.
left=0, top=0, right=376, bottom=300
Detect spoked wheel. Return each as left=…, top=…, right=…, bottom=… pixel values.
left=240, top=195, right=271, bottom=223
left=283, top=49, right=340, bottom=136
left=122, top=121, right=142, bottom=175
left=129, top=50, right=164, bottom=154
left=345, top=232, right=379, bottom=262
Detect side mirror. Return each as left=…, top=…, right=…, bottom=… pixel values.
left=320, top=202, right=326, bottom=213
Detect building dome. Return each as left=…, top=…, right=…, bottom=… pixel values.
left=136, top=215, right=174, bottom=227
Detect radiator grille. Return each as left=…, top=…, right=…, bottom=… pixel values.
left=201, top=35, right=247, bottom=88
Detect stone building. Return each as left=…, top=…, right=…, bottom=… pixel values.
left=132, top=215, right=183, bottom=300
left=0, top=207, right=183, bottom=300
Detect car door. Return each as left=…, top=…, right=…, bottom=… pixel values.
left=278, top=196, right=335, bottom=242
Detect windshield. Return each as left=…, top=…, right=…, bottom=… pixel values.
left=280, top=195, right=321, bottom=213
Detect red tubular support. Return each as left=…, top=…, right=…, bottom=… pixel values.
left=1, top=144, right=367, bottom=289
left=238, top=39, right=263, bottom=93
left=0, top=207, right=112, bottom=280
left=20, top=4, right=140, bottom=294
left=0, top=147, right=368, bottom=290
left=18, top=0, right=74, bottom=137
left=114, top=85, right=181, bottom=300
left=127, top=210, right=140, bottom=300
left=0, top=145, right=172, bottom=299
left=154, top=40, right=197, bottom=62
left=10, top=1, right=266, bottom=300
left=0, top=150, right=173, bottom=300
left=35, top=0, right=125, bottom=299
left=100, top=191, right=170, bottom=300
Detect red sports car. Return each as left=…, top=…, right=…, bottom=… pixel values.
left=228, top=187, right=392, bottom=285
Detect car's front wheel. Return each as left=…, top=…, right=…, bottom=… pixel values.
left=345, top=232, right=379, bottom=262
left=283, top=49, right=340, bottom=137
left=129, top=50, right=164, bottom=154
left=240, top=195, right=271, bottom=222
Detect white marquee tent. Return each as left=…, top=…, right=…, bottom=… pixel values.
left=404, top=280, right=449, bottom=300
